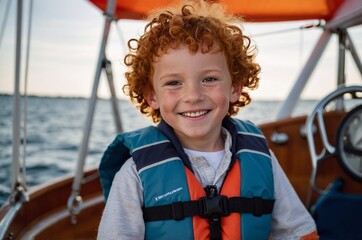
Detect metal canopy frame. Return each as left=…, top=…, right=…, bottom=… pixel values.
left=276, top=3, right=362, bottom=119
left=67, top=0, right=123, bottom=221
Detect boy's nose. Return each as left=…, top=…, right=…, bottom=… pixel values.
left=183, top=83, right=204, bottom=102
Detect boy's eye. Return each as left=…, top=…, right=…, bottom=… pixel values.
left=203, top=77, right=218, bottom=83
left=166, top=81, right=180, bottom=86
left=165, top=80, right=181, bottom=86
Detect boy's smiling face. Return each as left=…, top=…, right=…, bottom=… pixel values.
left=147, top=45, right=242, bottom=151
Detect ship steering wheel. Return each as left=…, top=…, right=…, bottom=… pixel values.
left=335, top=104, right=362, bottom=182
left=305, top=85, right=362, bottom=194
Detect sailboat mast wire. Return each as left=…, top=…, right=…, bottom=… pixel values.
left=252, top=21, right=322, bottom=38
left=0, top=0, right=11, bottom=47
left=10, top=0, right=24, bottom=204
left=299, top=27, right=304, bottom=65
left=115, top=20, right=127, bottom=55
left=21, top=0, right=34, bottom=189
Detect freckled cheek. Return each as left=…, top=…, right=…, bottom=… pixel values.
left=222, top=97, right=232, bottom=110
left=212, top=90, right=231, bottom=104
left=158, top=95, right=178, bottom=113
left=215, top=95, right=232, bottom=114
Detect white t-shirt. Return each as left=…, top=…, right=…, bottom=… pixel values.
left=184, top=148, right=225, bottom=171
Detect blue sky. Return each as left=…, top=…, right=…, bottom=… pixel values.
left=0, top=0, right=361, bottom=100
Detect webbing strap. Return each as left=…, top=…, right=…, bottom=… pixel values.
left=142, top=196, right=275, bottom=222
left=209, top=217, right=222, bottom=240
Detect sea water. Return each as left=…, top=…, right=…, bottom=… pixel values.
left=0, top=95, right=317, bottom=206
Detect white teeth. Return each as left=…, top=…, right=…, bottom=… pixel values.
left=182, top=111, right=207, bottom=117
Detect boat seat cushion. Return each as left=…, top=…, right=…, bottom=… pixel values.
left=99, top=137, right=131, bottom=201
left=312, top=179, right=362, bottom=240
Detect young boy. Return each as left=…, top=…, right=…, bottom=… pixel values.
left=97, top=1, right=318, bottom=239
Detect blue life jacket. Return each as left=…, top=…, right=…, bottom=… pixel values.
left=99, top=117, right=275, bottom=239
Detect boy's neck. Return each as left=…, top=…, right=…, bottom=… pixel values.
left=178, top=130, right=225, bottom=152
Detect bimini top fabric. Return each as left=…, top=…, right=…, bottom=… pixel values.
left=89, top=0, right=345, bottom=22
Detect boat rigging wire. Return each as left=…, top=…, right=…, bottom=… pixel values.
left=299, top=25, right=305, bottom=66
left=0, top=0, right=11, bottom=47
left=9, top=0, right=29, bottom=209
left=5, top=0, right=34, bottom=209
left=21, top=0, right=34, bottom=190
left=11, top=0, right=23, bottom=203
left=252, top=21, right=323, bottom=38
left=115, top=20, right=128, bottom=55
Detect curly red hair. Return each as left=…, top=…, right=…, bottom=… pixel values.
left=123, top=0, right=260, bottom=123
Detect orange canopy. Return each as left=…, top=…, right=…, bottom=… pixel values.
left=89, top=0, right=345, bottom=22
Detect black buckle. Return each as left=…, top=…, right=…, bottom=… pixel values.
left=199, top=195, right=230, bottom=218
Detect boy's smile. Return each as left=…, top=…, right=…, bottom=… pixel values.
left=147, top=45, right=242, bottom=152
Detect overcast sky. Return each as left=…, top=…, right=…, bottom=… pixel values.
left=0, top=0, right=361, bottom=100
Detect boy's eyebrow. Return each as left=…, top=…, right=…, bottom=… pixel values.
left=166, top=66, right=224, bottom=74
left=199, top=67, right=228, bottom=75
left=157, top=68, right=226, bottom=81
left=201, top=67, right=224, bottom=72
left=157, top=72, right=183, bottom=81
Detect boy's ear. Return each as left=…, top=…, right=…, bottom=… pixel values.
left=230, top=83, right=243, bottom=103
left=146, top=92, right=160, bottom=110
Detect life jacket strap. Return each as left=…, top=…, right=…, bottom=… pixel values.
left=205, top=185, right=222, bottom=240
left=142, top=196, right=275, bottom=222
